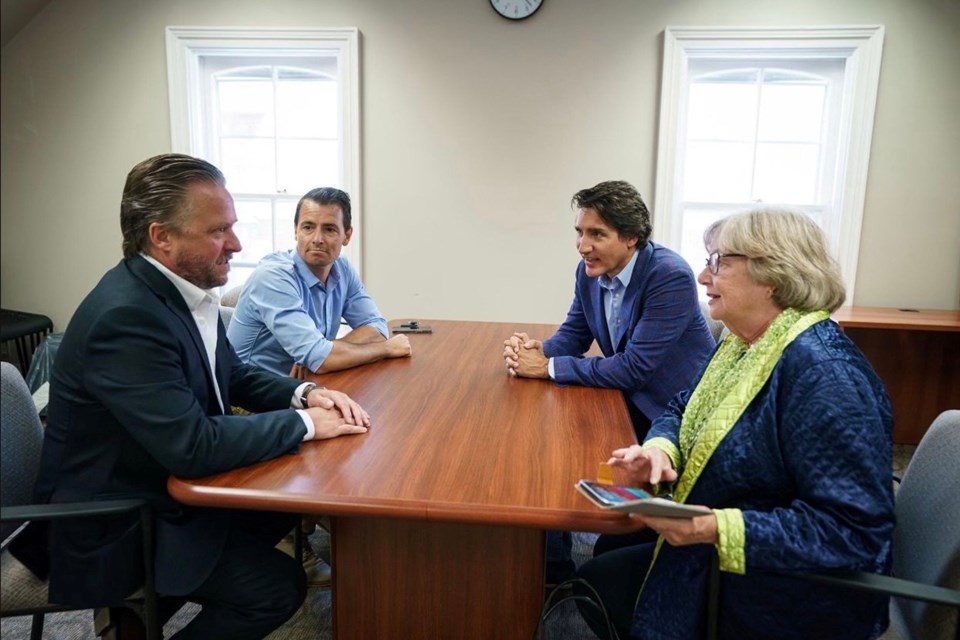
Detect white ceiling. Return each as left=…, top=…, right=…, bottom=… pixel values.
left=1, top=0, right=53, bottom=47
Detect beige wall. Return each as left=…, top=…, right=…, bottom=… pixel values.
left=2, top=0, right=958, bottom=331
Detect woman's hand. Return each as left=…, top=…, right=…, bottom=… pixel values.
left=608, top=445, right=678, bottom=486
left=640, top=513, right=718, bottom=546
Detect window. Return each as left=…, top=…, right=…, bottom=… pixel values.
left=654, top=26, right=885, bottom=301
left=166, top=27, right=360, bottom=291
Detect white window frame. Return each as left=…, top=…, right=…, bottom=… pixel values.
left=653, top=26, right=885, bottom=303
left=165, top=26, right=362, bottom=274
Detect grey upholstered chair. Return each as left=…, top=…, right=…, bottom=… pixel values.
left=0, top=362, right=161, bottom=640
left=219, top=304, right=236, bottom=331
left=220, top=284, right=243, bottom=308
left=702, top=409, right=960, bottom=640
left=884, top=409, right=960, bottom=639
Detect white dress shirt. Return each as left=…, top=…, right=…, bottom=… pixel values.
left=143, top=255, right=315, bottom=440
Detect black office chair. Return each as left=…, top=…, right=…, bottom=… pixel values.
left=0, top=308, right=53, bottom=373
left=0, top=362, right=162, bottom=640
left=705, top=409, right=960, bottom=640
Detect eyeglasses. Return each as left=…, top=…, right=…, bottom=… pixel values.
left=705, top=252, right=746, bottom=274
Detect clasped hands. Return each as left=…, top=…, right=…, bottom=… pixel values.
left=608, top=444, right=717, bottom=547
left=502, top=332, right=549, bottom=379
left=290, top=362, right=371, bottom=440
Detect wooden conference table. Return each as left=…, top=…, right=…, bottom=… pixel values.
left=168, top=320, right=640, bottom=639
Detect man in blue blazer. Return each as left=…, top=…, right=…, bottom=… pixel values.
left=30, top=154, right=370, bottom=640
left=504, top=180, right=714, bottom=437
left=503, top=181, right=715, bottom=583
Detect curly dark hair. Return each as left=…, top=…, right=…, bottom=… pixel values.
left=571, top=180, right=652, bottom=244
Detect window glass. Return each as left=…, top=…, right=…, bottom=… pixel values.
left=219, top=138, right=276, bottom=194
left=277, top=139, right=340, bottom=195
left=753, top=143, right=820, bottom=203
left=683, top=141, right=754, bottom=203
left=757, top=81, right=825, bottom=143
left=217, top=74, right=275, bottom=138
left=686, top=74, right=758, bottom=141
left=232, top=199, right=274, bottom=264
left=276, top=76, right=338, bottom=139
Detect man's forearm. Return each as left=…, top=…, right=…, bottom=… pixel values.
left=339, top=324, right=386, bottom=345
left=315, top=339, right=390, bottom=373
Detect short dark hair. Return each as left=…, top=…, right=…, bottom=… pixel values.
left=571, top=180, right=652, bottom=245
left=295, top=187, right=352, bottom=230
left=120, top=154, right=225, bottom=258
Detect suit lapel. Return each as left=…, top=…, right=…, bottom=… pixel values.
left=216, top=321, right=232, bottom=413
left=614, top=243, right=653, bottom=352
left=127, top=256, right=223, bottom=413
left=587, top=276, right=614, bottom=355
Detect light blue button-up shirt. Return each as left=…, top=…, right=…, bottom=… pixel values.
left=228, top=250, right=389, bottom=376
left=598, top=248, right=639, bottom=348
left=548, top=248, right=639, bottom=379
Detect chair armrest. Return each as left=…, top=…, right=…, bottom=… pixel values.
left=787, top=570, right=960, bottom=607
left=1, top=498, right=149, bottom=523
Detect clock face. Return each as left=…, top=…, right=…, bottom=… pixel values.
left=490, top=0, right=544, bottom=21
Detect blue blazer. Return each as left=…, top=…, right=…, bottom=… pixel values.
left=543, top=241, right=715, bottom=424
left=34, top=256, right=307, bottom=606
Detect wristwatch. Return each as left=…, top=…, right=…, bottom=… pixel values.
left=299, top=383, right=318, bottom=407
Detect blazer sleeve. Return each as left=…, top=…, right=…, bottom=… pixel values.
left=225, top=344, right=301, bottom=413
left=551, top=263, right=701, bottom=391
left=81, top=303, right=307, bottom=479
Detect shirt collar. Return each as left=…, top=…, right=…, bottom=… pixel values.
left=292, top=249, right=339, bottom=289
left=141, top=254, right=220, bottom=311
left=598, top=247, right=640, bottom=291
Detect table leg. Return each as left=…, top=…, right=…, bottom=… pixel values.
left=331, top=517, right=544, bottom=639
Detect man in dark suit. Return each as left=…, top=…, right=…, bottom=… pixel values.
left=31, top=153, right=370, bottom=639
left=501, top=180, right=715, bottom=583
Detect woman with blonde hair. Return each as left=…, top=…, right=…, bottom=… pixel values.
left=575, top=208, right=894, bottom=640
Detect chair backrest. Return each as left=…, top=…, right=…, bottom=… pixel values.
left=891, top=409, right=960, bottom=639
left=0, top=362, right=44, bottom=541
left=218, top=305, right=235, bottom=331
left=220, top=285, right=243, bottom=308
left=699, top=300, right=727, bottom=344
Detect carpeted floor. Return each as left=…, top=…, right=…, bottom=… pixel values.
left=1, top=445, right=918, bottom=639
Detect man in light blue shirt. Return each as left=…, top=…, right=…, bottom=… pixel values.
left=228, top=187, right=411, bottom=376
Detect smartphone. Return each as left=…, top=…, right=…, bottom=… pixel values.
left=578, top=480, right=653, bottom=507
left=392, top=321, right=432, bottom=334
left=576, top=480, right=711, bottom=518
left=392, top=325, right=432, bottom=334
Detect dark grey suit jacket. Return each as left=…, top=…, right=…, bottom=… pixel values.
left=34, top=256, right=306, bottom=605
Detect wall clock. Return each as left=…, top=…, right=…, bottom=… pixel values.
left=490, top=0, right=544, bottom=21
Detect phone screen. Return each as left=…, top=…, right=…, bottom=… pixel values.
left=579, top=481, right=652, bottom=506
